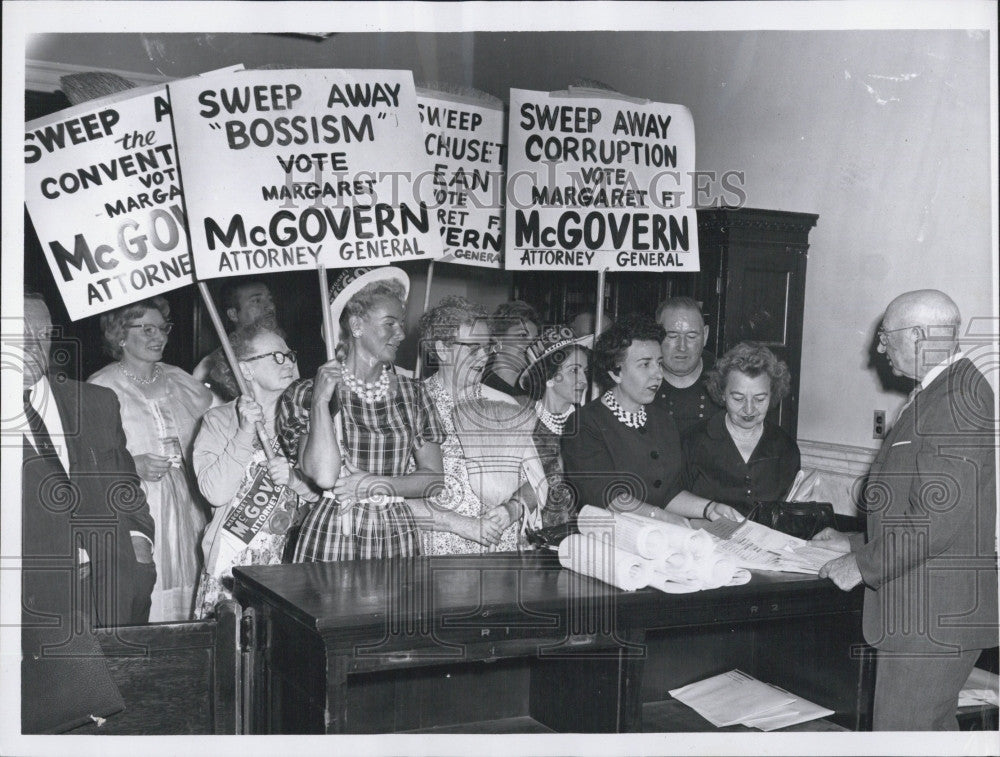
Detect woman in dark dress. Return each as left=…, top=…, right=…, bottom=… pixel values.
left=562, top=315, right=742, bottom=523
left=683, top=342, right=801, bottom=517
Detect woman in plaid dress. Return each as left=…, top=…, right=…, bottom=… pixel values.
left=279, top=268, right=446, bottom=562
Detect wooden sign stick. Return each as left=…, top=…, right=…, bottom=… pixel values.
left=196, top=282, right=275, bottom=461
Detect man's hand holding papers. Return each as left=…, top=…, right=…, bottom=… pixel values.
left=700, top=518, right=846, bottom=574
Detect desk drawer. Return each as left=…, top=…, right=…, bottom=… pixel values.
left=345, top=631, right=630, bottom=673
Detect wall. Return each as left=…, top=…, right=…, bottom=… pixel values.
left=27, top=29, right=996, bottom=459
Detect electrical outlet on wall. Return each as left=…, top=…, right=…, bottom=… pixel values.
left=873, top=409, right=887, bottom=439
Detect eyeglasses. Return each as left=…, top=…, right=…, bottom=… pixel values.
left=452, top=340, right=499, bottom=355
left=242, top=349, right=297, bottom=365
left=877, top=325, right=922, bottom=346
left=29, top=325, right=59, bottom=340
left=127, top=323, right=173, bottom=337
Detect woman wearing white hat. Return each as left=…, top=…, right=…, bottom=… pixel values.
left=278, top=267, right=446, bottom=561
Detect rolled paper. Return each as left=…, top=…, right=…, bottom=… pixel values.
left=646, top=570, right=704, bottom=594
left=662, top=550, right=694, bottom=572
left=618, top=510, right=715, bottom=559
left=727, top=568, right=752, bottom=586
left=558, top=532, right=650, bottom=591
left=650, top=553, right=738, bottom=590
left=577, top=505, right=668, bottom=559
left=690, top=554, right=739, bottom=589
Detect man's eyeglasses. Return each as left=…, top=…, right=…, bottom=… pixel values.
left=242, top=350, right=297, bottom=365
left=452, top=340, right=499, bottom=355
left=127, top=323, right=173, bottom=337
left=29, top=325, right=59, bottom=340
left=877, top=325, right=923, bottom=345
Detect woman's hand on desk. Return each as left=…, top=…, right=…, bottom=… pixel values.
left=810, top=527, right=852, bottom=553
left=704, top=502, right=743, bottom=522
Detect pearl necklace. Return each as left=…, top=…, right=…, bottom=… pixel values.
left=603, top=390, right=647, bottom=429
left=119, top=362, right=161, bottom=385
left=342, top=364, right=390, bottom=403
left=536, top=401, right=573, bottom=435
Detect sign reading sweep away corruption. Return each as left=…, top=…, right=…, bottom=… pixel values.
left=416, top=89, right=506, bottom=268
left=504, top=88, right=699, bottom=272
left=169, top=68, right=443, bottom=279
left=24, top=85, right=193, bottom=320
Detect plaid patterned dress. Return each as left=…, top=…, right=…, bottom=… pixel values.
left=278, top=373, right=445, bottom=562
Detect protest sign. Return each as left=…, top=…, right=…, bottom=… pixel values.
left=416, top=89, right=505, bottom=268
left=24, top=84, right=192, bottom=320
left=504, top=87, right=699, bottom=272
left=169, top=68, right=444, bottom=279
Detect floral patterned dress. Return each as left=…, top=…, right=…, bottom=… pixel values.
left=421, top=374, right=520, bottom=554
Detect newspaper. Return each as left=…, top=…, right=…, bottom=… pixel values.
left=669, top=669, right=834, bottom=729
left=700, top=519, right=843, bottom=574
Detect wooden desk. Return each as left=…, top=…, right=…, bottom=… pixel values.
left=234, top=552, right=872, bottom=734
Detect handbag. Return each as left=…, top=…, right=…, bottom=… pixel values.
left=746, top=500, right=836, bottom=540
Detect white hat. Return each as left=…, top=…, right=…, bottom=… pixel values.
left=328, top=266, right=410, bottom=344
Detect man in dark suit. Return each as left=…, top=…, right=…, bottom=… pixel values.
left=21, top=291, right=156, bottom=732
left=815, top=289, right=997, bottom=730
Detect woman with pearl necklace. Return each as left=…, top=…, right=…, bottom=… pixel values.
left=277, top=267, right=446, bottom=562
left=562, top=315, right=743, bottom=525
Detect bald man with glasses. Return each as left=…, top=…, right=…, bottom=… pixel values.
left=814, top=289, right=997, bottom=730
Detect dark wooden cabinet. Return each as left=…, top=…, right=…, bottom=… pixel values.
left=695, top=208, right=817, bottom=436
left=512, top=207, right=818, bottom=437
left=233, top=553, right=872, bottom=734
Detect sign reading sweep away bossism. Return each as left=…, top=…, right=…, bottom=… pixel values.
left=169, top=68, right=443, bottom=280
left=504, top=88, right=699, bottom=272
left=24, top=84, right=193, bottom=320
left=416, top=90, right=506, bottom=269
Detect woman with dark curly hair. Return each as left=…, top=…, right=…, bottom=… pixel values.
left=683, top=341, right=801, bottom=516
left=562, top=314, right=742, bottom=523
left=88, top=296, right=213, bottom=620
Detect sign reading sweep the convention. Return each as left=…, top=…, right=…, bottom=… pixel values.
left=504, top=88, right=699, bottom=272
left=416, top=90, right=506, bottom=269
left=169, top=68, right=443, bottom=279
left=24, top=85, right=193, bottom=320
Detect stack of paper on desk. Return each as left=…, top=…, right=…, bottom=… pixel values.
left=566, top=506, right=752, bottom=593
left=669, top=669, right=835, bottom=730
left=700, top=518, right=844, bottom=574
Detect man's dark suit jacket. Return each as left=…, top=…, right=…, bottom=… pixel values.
left=22, top=377, right=156, bottom=733
left=853, top=357, right=998, bottom=654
